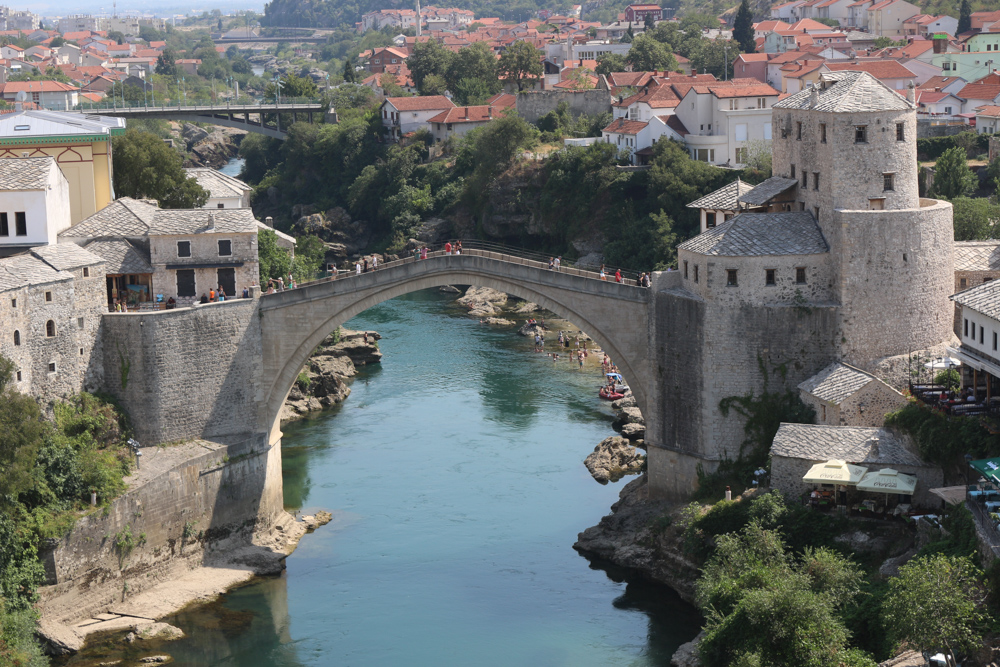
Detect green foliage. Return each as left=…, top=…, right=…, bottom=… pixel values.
left=258, top=228, right=293, bottom=282
left=885, top=400, right=999, bottom=469
left=408, top=39, right=454, bottom=93
left=935, top=368, right=961, bottom=392
left=932, top=147, right=977, bottom=199
left=733, top=0, right=755, bottom=53
left=626, top=33, right=678, bottom=72
left=917, top=504, right=979, bottom=561
left=265, top=72, right=319, bottom=101
left=917, top=132, right=989, bottom=161
left=9, top=66, right=71, bottom=83
left=958, top=0, right=972, bottom=34
left=113, top=524, right=138, bottom=569
left=883, top=554, right=988, bottom=657
left=447, top=42, right=500, bottom=96
left=951, top=196, right=1000, bottom=241
left=296, top=371, right=312, bottom=390
left=873, top=36, right=906, bottom=48
left=0, top=600, right=47, bottom=667
left=454, top=112, right=539, bottom=209
left=0, top=514, right=45, bottom=610
left=595, top=52, right=627, bottom=77
left=292, top=235, right=327, bottom=282
left=112, top=129, right=209, bottom=208
left=498, top=41, right=543, bottom=91
left=155, top=48, right=177, bottom=76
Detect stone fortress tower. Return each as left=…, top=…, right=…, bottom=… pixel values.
left=644, top=71, right=955, bottom=497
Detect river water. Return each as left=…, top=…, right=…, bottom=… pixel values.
left=62, top=290, right=700, bottom=666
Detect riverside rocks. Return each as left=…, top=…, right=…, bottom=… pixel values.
left=584, top=436, right=645, bottom=483
left=612, top=406, right=644, bottom=431
left=456, top=286, right=508, bottom=316
left=281, top=328, right=382, bottom=420
left=481, top=317, right=515, bottom=325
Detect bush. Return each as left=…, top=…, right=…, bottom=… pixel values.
left=885, top=401, right=1000, bottom=469
left=917, top=132, right=990, bottom=161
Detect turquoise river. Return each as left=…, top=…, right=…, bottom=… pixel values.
left=64, top=289, right=701, bottom=666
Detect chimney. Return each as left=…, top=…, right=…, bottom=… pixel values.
left=488, top=105, right=493, bottom=118
left=809, top=83, right=818, bottom=108
left=870, top=436, right=880, bottom=459
left=906, top=81, right=915, bottom=103
left=265, top=216, right=273, bottom=228
left=207, top=212, right=215, bottom=232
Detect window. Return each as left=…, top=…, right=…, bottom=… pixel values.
left=174, top=267, right=198, bottom=299
left=757, top=97, right=766, bottom=109
left=77, top=317, right=84, bottom=329
left=965, top=318, right=969, bottom=336
left=896, top=122, right=904, bottom=141
left=177, top=241, right=191, bottom=258
left=683, top=261, right=689, bottom=278
left=727, top=269, right=738, bottom=286
left=943, top=62, right=951, bottom=71
left=869, top=198, right=885, bottom=210
left=802, top=171, right=808, bottom=187
left=766, top=269, right=776, bottom=285
left=83, top=267, right=89, bottom=277
left=217, top=203, right=225, bottom=209
left=796, top=267, right=806, bottom=284
left=981, top=325, right=985, bottom=345
left=855, top=125, right=867, bottom=143
left=45, top=291, right=51, bottom=302
left=13, top=330, right=19, bottom=346
left=945, top=106, right=953, bottom=114
left=48, top=362, right=55, bottom=372
left=735, top=123, right=747, bottom=141
left=218, top=239, right=232, bottom=256
left=820, top=123, right=827, bottom=143
left=962, top=278, right=968, bottom=288
left=813, top=172, right=819, bottom=190
left=883, top=173, right=895, bottom=191
left=15, top=370, right=20, bottom=382
left=994, top=331, right=997, bottom=351
left=791, top=164, right=796, bottom=178
left=14, top=212, right=24, bottom=236
left=736, top=147, right=747, bottom=163
left=814, top=206, right=820, bottom=219
left=218, top=267, right=236, bottom=297
left=796, top=121, right=802, bottom=140
left=694, top=265, right=699, bottom=283
left=0, top=212, right=7, bottom=236
left=10, top=298, right=14, bottom=308
left=729, top=99, right=737, bottom=110
left=45, top=320, right=55, bottom=337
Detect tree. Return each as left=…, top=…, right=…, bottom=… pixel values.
left=265, top=72, right=319, bottom=101
left=155, top=48, right=178, bottom=76
left=932, top=147, right=977, bottom=199
left=644, top=13, right=657, bottom=31
left=958, top=0, right=972, bottom=35
left=453, top=77, right=495, bottom=106
left=380, top=71, right=407, bottom=97
left=107, top=29, right=126, bottom=44
left=407, top=39, right=454, bottom=93
left=690, top=39, right=738, bottom=79
left=446, top=42, right=499, bottom=94
left=420, top=73, right=448, bottom=96
left=258, top=228, right=292, bottom=282
left=626, top=33, right=678, bottom=72
left=0, top=357, right=47, bottom=503
left=112, top=128, right=209, bottom=208
left=595, top=52, right=627, bottom=77
left=49, top=35, right=64, bottom=48
left=733, top=0, right=755, bottom=53
left=342, top=59, right=357, bottom=84
left=951, top=196, right=1000, bottom=240
left=882, top=554, right=988, bottom=659
left=498, top=40, right=543, bottom=91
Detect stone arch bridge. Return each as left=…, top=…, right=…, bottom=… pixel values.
left=256, top=250, right=651, bottom=447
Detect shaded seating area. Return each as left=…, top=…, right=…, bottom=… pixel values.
left=966, top=457, right=1000, bottom=540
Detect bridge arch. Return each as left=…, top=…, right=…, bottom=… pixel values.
left=256, top=254, right=650, bottom=446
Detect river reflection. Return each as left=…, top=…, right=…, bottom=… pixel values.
left=60, top=289, right=700, bottom=666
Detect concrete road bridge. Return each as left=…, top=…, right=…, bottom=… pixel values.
left=72, top=100, right=327, bottom=139
left=256, top=247, right=651, bottom=447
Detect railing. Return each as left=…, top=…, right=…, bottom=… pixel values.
left=267, top=239, right=651, bottom=294
left=74, top=97, right=325, bottom=112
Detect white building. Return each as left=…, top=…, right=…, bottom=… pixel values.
left=381, top=95, right=455, bottom=141
left=184, top=168, right=252, bottom=209
left=0, top=157, right=71, bottom=252
left=601, top=115, right=687, bottom=164
left=57, top=15, right=104, bottom=34
left=673, top=79, right=781, bottom=166
left=0, top=81, right=79, bottom=110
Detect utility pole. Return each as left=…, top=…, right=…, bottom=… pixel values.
left=723, top=44, right=730, bottom=81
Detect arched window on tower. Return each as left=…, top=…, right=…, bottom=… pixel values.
left=46, top=320, right=55, bottom=337
left=13, top=330, right=19, bottom=346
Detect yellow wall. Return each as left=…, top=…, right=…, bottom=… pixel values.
left=0, top=138, right=113, bottom=223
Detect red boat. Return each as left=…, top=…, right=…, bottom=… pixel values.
left=599, top=386, right=624, bottom=400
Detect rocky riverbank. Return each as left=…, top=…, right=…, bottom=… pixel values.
left=281, top=328, right=382, bottom=421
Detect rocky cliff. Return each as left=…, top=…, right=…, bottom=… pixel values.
left=282, top=328, right=382, bottom=420
left=175, top=122, right=246, bottom=169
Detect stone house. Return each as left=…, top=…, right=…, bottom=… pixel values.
left=184, top=168, right=252, bottom=209
left=798, top=362, right=907, bottom=427
left=147, top=209, right=259, bottom=305
left=0, top=243, right=105, bottom=402
left=380, top=95, right=455, bottom=141
left=770, top=423, right=943, bottom=507
left=686, top=178, right=755, bottom=233
left=0, top=156, right=72, bottom=253
left=427, top=104, right=505, bottom=143
left=954, top=240, right=1000, bottom=293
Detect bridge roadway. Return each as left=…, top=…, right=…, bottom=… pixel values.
left=73, top=101, right=326, bottom=139
left=256, top=248, right=651, bottom=447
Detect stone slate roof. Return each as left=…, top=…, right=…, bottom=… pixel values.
left=686, top=179, right=755, bottom=210
left=951, top=278, right=1000, bottom=320
left=773, top=70, right=914, bottom=112
left=0, top=253, right=71, bottom=291
left=148, top=208, right=258, bottom=235
left=0, top=156, right=55, bottom=190
left=58, top=197, right=158, bottom=239
left=738, top=176, right=799, bottom=206
left=954, top=240, right=1000, bottom=272
left=183, top=168, right=250, bottom=200
left=83, top=238, right=153, bottom=275
left=771, top=423, right=927, bottom=467
left=31, top=243, right=104, bottom=271
left=677, top=211, right=829, bottom=257
left=798, top=362, right=886, bottom=404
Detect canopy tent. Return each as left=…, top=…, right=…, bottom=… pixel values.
left=969, top=457, right=1000, bottom=487
left=923, top=356, right=961, bottom=370
left=929, top=486, right=967, bottom=505
left=856, top=468, right=917, bottom=495
left=802, top=460, right=868, bottom=486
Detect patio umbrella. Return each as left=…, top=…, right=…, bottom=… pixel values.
left=923, top=357, right=961, bottom=370
left=802, top=460, right=867, bottom=486
left=856, top=468, right=917, bottom=496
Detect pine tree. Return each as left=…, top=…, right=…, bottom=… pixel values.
left=734, top=0, right=755, bottom=54
left=342, top=59, right=357, bottom=84
left=958, top=0, right=972, bottom=35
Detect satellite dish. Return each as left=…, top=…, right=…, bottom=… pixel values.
left=14, top=91, right=26, bottom=102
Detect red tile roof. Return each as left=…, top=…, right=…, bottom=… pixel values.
left=385, top=95, right=455, bottom=111
left=602, top=117, right=648, bottom=134
left=959, top=83, right=1000, bottom=101
left=427, top=105, right=498, bottom=123
left=919, top=75, right=962, bottom=90
left=698, top=78, right=781, bottom=98
left=973, top=72, right=1000, bottom=85
left=976, top=105, right=1000, bottom=116
left=663, top=115, right=689, bottom=136
left=485, top=92, right=516, bottom=108
left=0, top=80, right=78, bottom=92
left=824, top=60, right=916, bottom=79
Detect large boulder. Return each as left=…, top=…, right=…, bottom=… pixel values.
left=613, top=406, right=644, bottom=431
left=181, top=123, right=209, bottom=147
left=37, top=619, right=84, bottom=655
left=584, top=436, right=645, bottom=483
left=457, top=286, right=508, bottom=317
left=620, top=422, right=645, bottom=441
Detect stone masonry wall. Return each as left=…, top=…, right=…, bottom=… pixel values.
left=150, top=231, right=259, bottom=307
left=100, top=298, right=264, bottom=447
left=37, top=439, right=285, bottom=624
left=677, top=249, right=833, bottom=306
left=801, top=381, right=907, bottom=428
left=515, top=89, right=611, bottom=124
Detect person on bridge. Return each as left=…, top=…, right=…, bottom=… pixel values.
left=456, top=241, right=462, bottom=254
left=599, top=265, right=606, bottom=280
left=217, top=286, right=225, bottom=302
left=548, top=257, right=555, bottom=270
left=422, top=247, right=428, bottom=260
left=614, top=269, right=622, bottom=283
left=445, top=241, right=452, bottom=255
left=555, top=256, right=561, bottom=270
left=372, top=255, right=378, bottom=270
left=356, top=261, right=362, bottom=275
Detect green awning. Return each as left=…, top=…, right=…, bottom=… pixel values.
left=969, top=457, right=1000, bottom=486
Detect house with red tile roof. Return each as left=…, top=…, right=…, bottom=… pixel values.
left=914, top=89, right=964, bottom=121
left=381, top=95, right=455, bottom=140
left=0, top=80, right=79, bottom=109
left=770, top=0, right=807, bottom=22
left=971, top=10, right=1000, bottom=33
left=958, top=82, right=1000, bottom=111
left=822, top=59, right=918, bottom=89
left=363, top=46, right=408, bottom=74
left=736, top=53, right=770, bottom=82
left=361, top=65, right=417, bottom=95
left=754, top=20, right=791, bottom=38
left=813, top=0, right=853, bottom=27
left=428, top=103, right=510, bottom=142
left=601, top=114, right=687, bottom=164
left=975, top=104, right=1000, bottom=133
left=919, top=75, right=967, bottom=95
